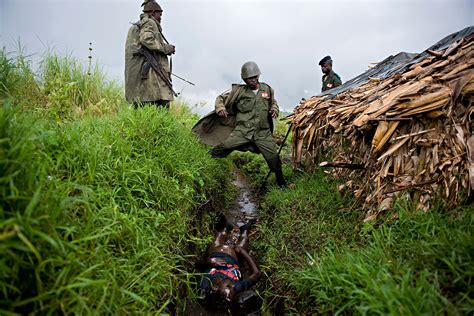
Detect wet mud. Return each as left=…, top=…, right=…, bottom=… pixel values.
left=227, top=168, right=259, bottom=228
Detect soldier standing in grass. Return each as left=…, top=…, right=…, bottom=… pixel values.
left=209, top=62, right=286, bottom=188
left=319, top=55, right=342, bottom=92
left=125, top=0, right=176, bottom=108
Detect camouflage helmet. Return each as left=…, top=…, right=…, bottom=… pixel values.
left=241, top=61, right=261, bottom=80
left=142, top=0, right=162, bottom=12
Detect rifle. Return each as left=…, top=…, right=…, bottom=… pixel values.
left=133, top=47, right=178, bottom=97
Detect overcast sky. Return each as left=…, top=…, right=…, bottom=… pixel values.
left=1, top=0, right=473, bottom=114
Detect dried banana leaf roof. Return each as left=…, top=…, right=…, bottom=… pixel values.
left=291, top=26, right=474, bottom=217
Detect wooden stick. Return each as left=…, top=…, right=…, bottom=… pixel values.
left=383, top=179, right=439, bottom=194
left=427, top=49, right=443, bottom=57
left=369, top=117, right=413, bottom=122
left=319, top=161, right=364, bottom=169
left=391, top=128, right=436, bottom=141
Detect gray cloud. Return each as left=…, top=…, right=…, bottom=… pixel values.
left=1, top=0, right=473, bottom=114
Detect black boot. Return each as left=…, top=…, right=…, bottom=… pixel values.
left=275, top=168, right=286, bottom=188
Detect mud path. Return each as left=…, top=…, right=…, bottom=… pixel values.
left=227, top=168, right=259, bottom=229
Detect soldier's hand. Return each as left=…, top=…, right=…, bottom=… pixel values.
left=170, top=45, right=176, bottom=55
left=270, top=109, right=278, bottom=119
left=217, top=109, right=228, bottom=118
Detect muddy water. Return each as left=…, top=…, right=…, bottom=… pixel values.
left=227, top=168, right=259, bottom=228
left=184, top=169, right=259, bottom=315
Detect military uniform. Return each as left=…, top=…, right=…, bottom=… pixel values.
left=211, top=83, right=283, bottom=177
left=125, top=13, right=174, bottom=106
left=321, top=70, right=342, bottom=92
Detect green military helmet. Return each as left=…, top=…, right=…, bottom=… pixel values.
left=142, top=0, right=162, bottom=12
left=241, top=61, right=261, bottom=80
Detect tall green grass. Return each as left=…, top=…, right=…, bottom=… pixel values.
left=291, top=206, right=474, bottom=315
left=1, top=48, right=123, bottom=119
left=0, top=51, right=232, bottom=313
left=0, top=48, right=43, bottom=105
left=41, top=55, right=124, bottom=119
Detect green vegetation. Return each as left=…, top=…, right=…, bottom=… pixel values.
left=1, top=48, right=472, bottom=314
left=1, top=48, right=123, bottom=119
left=291, top=205, right=473, bottom=315
left=0, top=50, right=231, bottom=313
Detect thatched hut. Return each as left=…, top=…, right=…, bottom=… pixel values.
left=291, top=27, right=473, bottom=217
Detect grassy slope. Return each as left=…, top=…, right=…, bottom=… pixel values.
left=0, top=51, right=232, bottom=313
left=235, top=126, right=473, bottom=314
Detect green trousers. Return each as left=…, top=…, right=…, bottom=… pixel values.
left=210, top=129, right=282, bottom=172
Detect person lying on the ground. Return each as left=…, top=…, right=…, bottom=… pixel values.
left=198, top=216, right=262, bottom=311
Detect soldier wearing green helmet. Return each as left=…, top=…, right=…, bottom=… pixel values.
left=210, top=62, right=286, bottom=188
left=125, top=0, right=176, bottom=108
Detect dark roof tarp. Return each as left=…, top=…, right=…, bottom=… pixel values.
left=319, top=26, right=474, bottom=98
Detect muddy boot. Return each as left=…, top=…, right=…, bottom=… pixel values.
left=275, top=168, right=286, bottom=188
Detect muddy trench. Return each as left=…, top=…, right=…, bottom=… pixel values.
left=185, top=167, right=262, bottom=315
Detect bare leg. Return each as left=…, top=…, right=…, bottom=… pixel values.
left=211, top=229, right=228, bottom=248
left=206, top=215, right=235, bottom=256
left=236, top=229, right=250, bottom=252
left=237, top=217, right=257, bottom=253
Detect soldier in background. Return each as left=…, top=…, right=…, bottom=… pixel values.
left=210, top=62, right=286, bottom=188
left=319, top=55, right=342, bottom=92
left=125, top=0, right=175, bottom=108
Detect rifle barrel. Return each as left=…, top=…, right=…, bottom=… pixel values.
left=172, top=73, right=195, bottom=86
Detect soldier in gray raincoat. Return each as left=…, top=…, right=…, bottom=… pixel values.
left=192, top=62, right=286, bottom=187
left=125, top=0, right=175, bottom=108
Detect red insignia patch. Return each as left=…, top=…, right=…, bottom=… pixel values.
left=261, top=92, right=270, bottom=99
left=327, top=83, right=333, bottom=88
